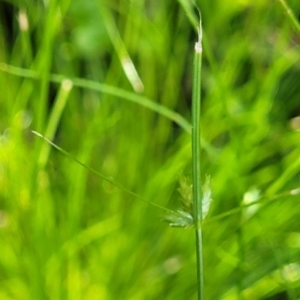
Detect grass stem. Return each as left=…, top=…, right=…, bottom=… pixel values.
left=192, top=23, right=204, bottom=300
left=277, top=0, right=300, bottom=36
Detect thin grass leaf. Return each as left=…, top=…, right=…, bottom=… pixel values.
left=0, top=64, right=191, bottom=133
left=99, top=3, right=144, bottom=92
left=38, top=79, right=73, bottom=168
left=277, top=0, right=300, bottom=36
left=177, top=0, right=199, bottom=32
left=192, top=9, right=204, bottom=300
left=204, top=187, right=300, bottom=226
left=31, top=130, right=174, bottom=214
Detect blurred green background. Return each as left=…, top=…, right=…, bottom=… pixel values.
left=1, top=0, right=300, bottom=299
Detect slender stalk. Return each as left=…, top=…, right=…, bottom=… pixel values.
left=31, top=131, right=174, bottom=214
left=35, top=0, right=59, bottom=132
left=192, top=23, right=204, bottom=299
left=38, top=79, right=73, bottom=168
left=277, top=0, right=300, bottom=36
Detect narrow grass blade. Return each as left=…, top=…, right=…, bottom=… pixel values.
left=0, top=63, right=191, bottom=133
left=177, top=0, right=199, bottom=31
left=277, top=0, right=300, bottom=36
left=192, top=14, right=204, bottom=300
left=34, top=0, right=60, bottom=132
left=38, top=79, right=73, bottom=168
left=32, top=130, right=174, bottom=214
left=99, top=3, right=144, bottom=93
left=204, top=187, right=300, bottom=225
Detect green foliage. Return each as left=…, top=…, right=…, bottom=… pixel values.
left=1, top=0, right=300, bottom=299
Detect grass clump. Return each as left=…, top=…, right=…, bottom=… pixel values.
left=1, top=0, right=300, bottom=299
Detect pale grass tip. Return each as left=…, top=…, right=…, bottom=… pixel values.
left=18, top=10, right=29, bottom=32
left=62, top=79, right=73, bottom=91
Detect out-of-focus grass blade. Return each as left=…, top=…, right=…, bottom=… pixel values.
left=177, top=0, right=199, bottom=32
left=277, top=0, right=300, bottom=36
left=38, top=79, right=73, bottom=168
left=99, top=3, right=144, bottom=93
left=205, top=187, right=300, bottom=225
left=0, top=63, right=191, bottom=133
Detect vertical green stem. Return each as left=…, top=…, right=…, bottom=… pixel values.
left=35, top=0, right=59, bottom=132
left=192, top=25, right=204, bottom=299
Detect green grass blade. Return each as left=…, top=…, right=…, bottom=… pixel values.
left=0, top=63, right=191, bottom=133
left=177, top=0, right=199, bottom=31
left=205, top=187, right=300, bottom=225
left=277, top=0, right=300, bottom=36
left=31, top=130, right=173, bottom=214
left=34, top=0, right=59, bottom=132
left=38, top=79, right=73, bottom=168
left=192, top=16, right=204, bottom=300
left=99, top=3, right=144, bottom=92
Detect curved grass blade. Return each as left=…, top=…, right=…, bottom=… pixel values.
left=0, top=64, right=191, bottom=133
left=99, top=3, right=144, bottom=92
left=277, top=0, right=300, bottom=36
left=38, top=79, right=73, bottom=168
left=204, top=187, right=300, bottom=225
left=177, top=0, right=199, bottom=32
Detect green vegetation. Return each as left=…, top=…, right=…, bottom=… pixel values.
left=1, top=0, right=300, bottom=299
